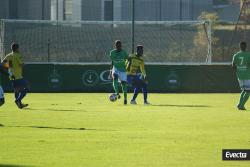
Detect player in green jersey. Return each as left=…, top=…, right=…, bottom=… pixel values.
left=109, top=40, right=129, bottom=105
left=232, top=41, right=250, bottom=110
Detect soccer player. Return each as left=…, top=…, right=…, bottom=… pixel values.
left=126, top=45, right=149, bottom=105
left=109, top=40, right=129, bottom=105
left=2, top=43, right=29, bottom=109
left=232, top=41, right=250, bottom=110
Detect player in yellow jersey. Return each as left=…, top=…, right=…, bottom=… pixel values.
left=2, top=43, right=29, bottom=109
left=126, top=45, right=149, bottom=105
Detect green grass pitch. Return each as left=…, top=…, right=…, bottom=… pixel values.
left=0, top=93, right=250, bottom=167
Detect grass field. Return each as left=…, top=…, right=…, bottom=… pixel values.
left=0, top=93, right=250, bottom=167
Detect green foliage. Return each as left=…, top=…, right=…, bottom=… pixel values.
left=198, top=12, right=219, bottom=22
left=195, top=12, right=223, bottom=61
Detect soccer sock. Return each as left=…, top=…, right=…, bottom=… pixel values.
left=121, top=82, right=127, bottom=100
left=142, top=84, right=148, bottom=102
left=242, top=92, right=250, bottom=107
left=15, top=92, right=19, bottom=100
left=17, top=88, right=27, bottom=102
left=113, top=79, right=119, bottom=95
left=238, top=91, right=246, bottom=107
left=132, top=87, right=139, bottom=101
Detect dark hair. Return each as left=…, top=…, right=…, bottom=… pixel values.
left=115, top=40, right=121, bottom=45
left=11, top=43, right=19, bottom=52
left=136, top=45, right=143, bottom=50
left=240, top=41, right=247, bottom=51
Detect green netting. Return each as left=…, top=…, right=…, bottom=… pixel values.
left=0, top=20, right=210, bottom=63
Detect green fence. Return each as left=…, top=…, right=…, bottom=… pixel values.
left=1, top=64, right=239, bottom=93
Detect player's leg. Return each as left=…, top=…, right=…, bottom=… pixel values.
left=0, top=86, right=5, bottom=106
left=241, top=90, right=249, bottom=108
left=119, top=71, right=127, bottom=105
left=131, top=87, right=139, bottom=104
left=237, top=90, right=246, bottom=109
left=240, top=80, right=250, bottom=110
left=121, top=81, right=127, bottom=104
left=12, top=79, right=22, bottom=108
left=237, top=80, right=250, bottom=110
left=112, top=70, right=120, bottom=97
left=142, top=82, right=149, bottom=104
left=13, top=79, right=28, bottom=109
left=127, top=75, right=137, bottom=104
left=237, top=80, right=245, bottom=109
left=127, top=75, right=136, bottom=104
left=17, top=79, right=29, bottom=105
left=131, top=76, right=140, bottom=104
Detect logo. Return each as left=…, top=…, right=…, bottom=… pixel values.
left=222, top=149, right=250, bottom=161
left=166, top=71, right=180, bottom=91
left=48, top=69, right=62, bottom=89
left=100, top=70, right=112, bottom=85
left=82, top=70, right=100, bottom=87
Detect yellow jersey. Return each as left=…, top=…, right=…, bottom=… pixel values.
left=3, top=52, right=23, bottom=80
left=126, top=54, right=146, bottom=76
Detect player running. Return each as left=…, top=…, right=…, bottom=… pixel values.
left=232, top=41, right=250, bottom=110
left=109, top=40, right=129, bottom=105
left=126, top=45, right=149, bottom=105
left=2, top=43, right=29, bottom=109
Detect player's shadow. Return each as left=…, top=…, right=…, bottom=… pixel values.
left=0, top=165, right=33, bottom=167
left=6, top=125, right=96, bottom=131
left=151, top=104, right=210, bottom=108
left=22, top=108, right=88, bottom=112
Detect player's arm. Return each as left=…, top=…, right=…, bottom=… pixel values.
left=232, top=55, right=236, bottom=70
left=109, top=51, right=113, bottom=77
left=126, top=56, right=132, bottom=72
left=140, top=60, right=146, bottom=78
left=232, top=63, right=236, bottom=70
left=2, top=57, right=16, bottom=79
left=125, top=51, right=129, bottom=60
left=109, top=61, right=113, bottom=76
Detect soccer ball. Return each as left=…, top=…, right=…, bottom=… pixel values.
left=109, top=93, right=117, bottom=102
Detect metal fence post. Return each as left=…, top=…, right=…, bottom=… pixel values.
left=132, top=0, right=135, bottom=53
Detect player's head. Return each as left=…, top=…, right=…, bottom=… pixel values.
left=136, top=45, right=143, bottom=57
left=11, top=43, right=19, bottom=52
left=240, top=41, right=247, bottom=51
left=114, top=40, right=122, bottom=52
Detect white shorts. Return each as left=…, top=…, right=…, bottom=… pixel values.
left=238, top=79, right=250, bottom=91
left=112, top=67, right=127, bottom=82
left=0, top=86, right=4, bottom=99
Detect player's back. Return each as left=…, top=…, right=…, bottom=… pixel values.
left=3, top=52, right=23, bottom=80
left=233, top=51, right=250, bottom=79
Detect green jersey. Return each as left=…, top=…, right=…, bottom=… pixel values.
left=232, top=51, right=250, bottom=80
left=109, top=49, right=128, bottom=72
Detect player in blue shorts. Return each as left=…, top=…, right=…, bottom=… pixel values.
left=126, top=45, right=149, bottom=105
left=2, top=43, right=29, bottom=109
